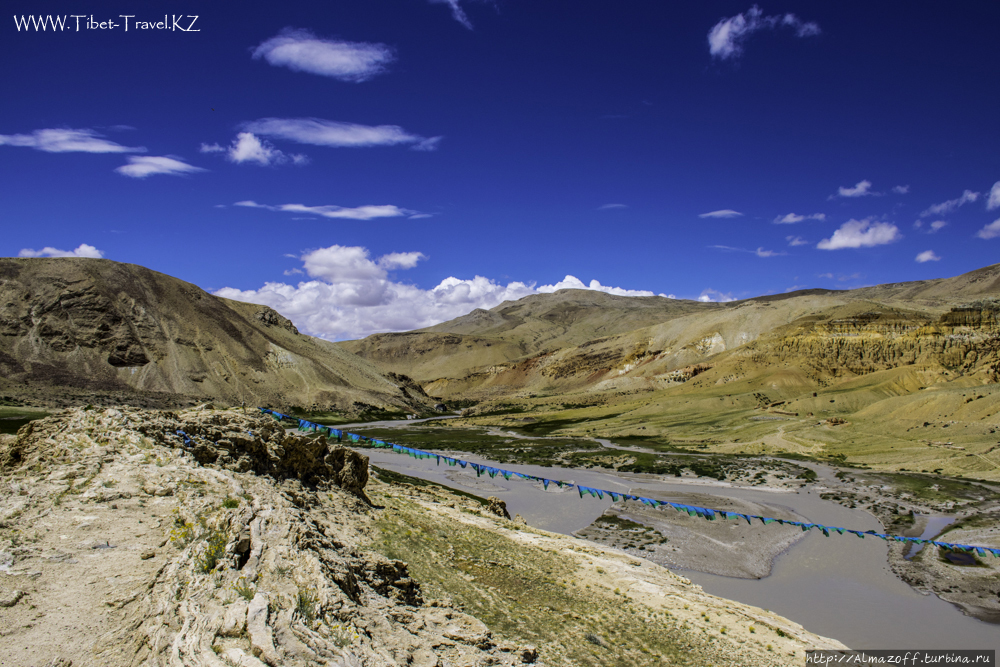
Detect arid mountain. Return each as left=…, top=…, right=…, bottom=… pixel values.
left=0, top=258, right=432, bottom=412
left=341, top=264, right=1000, bottom=479
left=343, top=264, right=1000, bottom=401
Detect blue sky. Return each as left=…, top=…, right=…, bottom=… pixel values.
left=3, top=1, right=999, bottom=339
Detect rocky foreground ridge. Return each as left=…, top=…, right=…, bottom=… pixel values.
left=1, top=408, right=845, bottom=666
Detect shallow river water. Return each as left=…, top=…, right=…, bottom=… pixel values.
left=360, top=442, right=999, bottom=651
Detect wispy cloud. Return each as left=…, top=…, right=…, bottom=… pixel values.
left=912, top=219, right=948, bottom=233
left=0, top=128, right=144, bottom=153
left=920, top=189, right=979, bottom=217
left=252, top=29, right=394, bottom=82
left=774, top=212, right=825, bottom=224
left=986, top=181, right=1000, bottom=211
left=699, top=209, right=743, bottom=219
left=915, top=250, right=941, bottom=263
left=428, top=0, right=489, bottom=30
left=892, top=185, right=910, bottom=195
left=786, top=235, right=809, bottom=246
left=976, top=219, right=1000, bottom=240
left=834, top=180, right=876, bottom=198
left=242, top=117, right=440, bottom=151
left=708, top=5, right=820, bottom=60
left=817, top=218, right=901, bottom=250
left=115, top=156, right=205, bottom=178
left=709, top=244, right=786, bottom=257
left=598, top=203, right=628, bottom=210
left=18, top=243, right=104, bottom=258
left=234, top=200, right=414, bottom=221
left=214, top=244, right=666, bottom=340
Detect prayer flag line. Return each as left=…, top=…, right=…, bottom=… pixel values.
left=259, top=408, right=1000, bottom=559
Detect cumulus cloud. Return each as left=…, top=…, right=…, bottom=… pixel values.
left=786, top=235, right=809, bottom=246
left=915, top=250, right=941, bottom=263
left=0, top=128, right=144, bottom=153
left=708, top=5, right=820, bottom=60
left=920, top=189, right=979, bottom=217
left=697, top=288, right=735, bottom=303
left=976, top=219, right=1000, bottom=240
left=252, top=29, right=393, bottom=82
left=817, top=218, right=901, bottom=250
left=774, top=212, right=825, bottom=224
left=18, top=243, right=104, bottom=259
left=214, top=132, right=307, bottom=166
left=234, top=200, right=414, bottom=221
left=699, top=209, right=743, bottom=219
left=378, top=252, right=427, bottom=270
left=893, top=185, right=910, bottom=195
left=243, top=117, right=439, bottom=151
left=214, top=244, right=668, bottom=340
left=987, top=181, right=1000, bottom=211
left=115, top=156, right=205, bottom=178
left=835, top=180, right=875, bottom=198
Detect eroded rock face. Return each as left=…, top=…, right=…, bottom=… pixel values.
left=0, top=407, right=538, bottom=667
left=486, top=496, right=512, bottom=520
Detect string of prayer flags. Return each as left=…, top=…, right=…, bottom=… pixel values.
left=257, top=407, right=1000, bottom=559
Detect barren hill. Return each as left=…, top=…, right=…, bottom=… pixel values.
left=0, top=258, right=431, bottom=413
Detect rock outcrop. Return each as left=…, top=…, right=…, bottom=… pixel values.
left=0, top=407, right=847, bottom=666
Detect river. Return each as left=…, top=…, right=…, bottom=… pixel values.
left=350, top=424, right=999, bottom=651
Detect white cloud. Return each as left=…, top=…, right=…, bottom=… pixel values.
left=699, top=209, right=743, bottom=219
left=0, top=128, right=144, bottom=153
left=976, top=219, right=1000, bottom=240
left=115, top=156, right=205, bottom=178
left=234, top=200, right=414, bottom=221
left=598, top=203, right=628, bottom=210
left=786, top=235, right=809, bottom=246
left=817, top=218, right=902, bottom=250
left=929, top=220, right=948, bottom=233
left=892, top=185, right=910, bottom=194
left=200, top=143, right=225, bottom=153
left=710, top=244, right=784, bottom=257
left=835, top=180, right=875, bottom=198
left=378, top=252, right=427, bottom=270
left=755, top=247, right=785, bottom=257
left=920, top=189, right=979, bottom=217
left=697, top=288, right=735, bottom=303
left=18, top=243, right=104, bottom=259
left=987, top=181, right=1000, bottom=211
left=214, top=244, right=666, bottom=340
left=536, top=275, right=662, bottom=298
left=243, top=117, right=438, bottom=150
left=915, top=250, right=941, bottom=263
left=222, top=132, right=307, bottom=166
left=817, top=273, right=834, bottom=279
left=708, top=5, right=820, bottom=60
left=252, top=29, right=393, bottom=82
left=774, top=212, right=825, bottom=224
left=429, top=0, right=474, bottom=29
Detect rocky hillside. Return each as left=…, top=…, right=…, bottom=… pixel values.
left=341, top=264, right=1000, bottom=403
left=0, top=258, right=432, bottom=413
left=0, top=408, right=845, bottom=666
